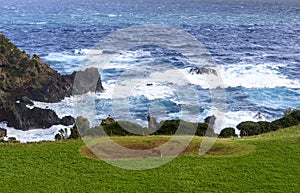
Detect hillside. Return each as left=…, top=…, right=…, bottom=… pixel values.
left=0, top=33, right=104, bottom=130
left=0, top=125, right=299, bottom=192
left=0, top=33, right=70, bottom=103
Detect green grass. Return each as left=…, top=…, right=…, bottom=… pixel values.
left=0, top=126, right=299, bottom=192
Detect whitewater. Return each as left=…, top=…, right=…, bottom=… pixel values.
left=0, top=0, right=299, bottom=142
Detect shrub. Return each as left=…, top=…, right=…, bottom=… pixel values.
left=155, top=120, right=180, bottom=135
left=100, top=116, right=115, bottom=126
left=237, top=121, right=259, bottom=137
left=81, top=125, right=105, bottom=137
left=69, top=125, right=81, bottom=139
left=54, top=133, right=62, bottom=140
left=7, top=137, right=19, bottom=143
left=271, top=110, right=300, bottom=130
left=219, top=127, right=237, bottom=138
left=101, top=121, right=142, bottom=136
left=197, top=123, right=214, bottom=136
left=54, top=128, right=68, bottom=140
left=237, top=110, right=300, bottom=137
left=154, top=120, right=214, bottom=136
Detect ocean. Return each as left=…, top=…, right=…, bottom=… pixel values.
left=1, top=0, right=300, bottom=142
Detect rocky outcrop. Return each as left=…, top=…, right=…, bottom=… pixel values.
left=0, top=127, right=7, bottom=139
left=0, top=33, right=103, bottom=130
left=189, top=67, right=217, bottom=76
left=5, top=102, right=75, bottom=130
left=26, top=67, right=104, bottom=103
left=204, top=115, right=216, bottom=126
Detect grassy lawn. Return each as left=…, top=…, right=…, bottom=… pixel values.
left=0, top=126, right=299, bottom=192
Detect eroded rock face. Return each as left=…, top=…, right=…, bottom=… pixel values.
left=1, top=67, right=103, bottom=130
left=69, top=67, right=104, bottom=96
left=26, top=67, right=104, bottom=103
left=189, top=67, right=217, bottom=76
left=0, top=127, right=7, bottom=138
left=6, top=102, right=75, bottom=130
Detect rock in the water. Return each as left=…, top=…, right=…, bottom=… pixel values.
left=71, top=67, right=104, bottom=95
left=0, top=127, right=7, bottom=139
left=20, top=96, right=34, bottom=106
left=189, top=67, right=217, bottom=76
left=6, top=103, right=61, bottom=130
left=61, top=116, right=75, bottom=126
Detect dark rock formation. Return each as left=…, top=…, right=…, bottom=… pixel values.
left=61, top=116, right=75, bottom=126
left=26, top=67, right=104, bottom=103
left=5, top=102, right=75, bottom=130
left=0, top=127, right=7, bottom=139
left=71, top=67, right=104, bottom=95
left=20, top=96, right=34, bottom=106
left=204, top=115, right=216, bottom=126
left=0, top=33, right=103, bottom=130
left=189, top=67, right=217, bottom=76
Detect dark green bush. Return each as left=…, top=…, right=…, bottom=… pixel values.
left=103, top=121, right=135, bottom=136
left=155, top=120, right=180, bottom=135
left=237, top=121, right=259, bottom=137
left=54, top=133, right=62, bottom=140
left=237, top=110, right=300, bottom=137
left=154, top=120, right=214, bottom=136
left=69, top=125, right=81, bottom=139
left=271, top=110, right=300, bottom=130
left=219, top=127, right=237, bottom=138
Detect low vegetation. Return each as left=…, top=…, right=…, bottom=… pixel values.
left=0, top=125, right=299, bottom=192
left=237, top=109, right=300, bottom=136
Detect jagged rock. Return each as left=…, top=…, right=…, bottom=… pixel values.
left=0, top=33, right=104, bottom=103
left=0, top=127, right=7, bottom=139
left=6, top=103, right=61, bottom=130
left=20, top=96, right=34, bottom=106
left=70, top=67, right=104, bottom=95
left=61, top=116, right=75, bottom=126
left=204, top=115, right=216, bottom=126
left=5, top=102, right=75, bottom=130
left=189, top=67, right=217, bottom=76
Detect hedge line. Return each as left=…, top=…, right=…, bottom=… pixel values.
left=236, top=110, right=300, bottom=137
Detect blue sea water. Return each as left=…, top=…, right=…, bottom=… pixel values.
left=1, top=0, right=300, bottom=140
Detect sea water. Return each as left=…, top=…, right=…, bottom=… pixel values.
left=0, top=0, right=299, bottom=142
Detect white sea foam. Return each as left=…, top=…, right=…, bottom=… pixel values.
left=30, top=22, right=47, bottom=25
left=167, top=109, right=269, bottom=135
left=107, top=14, right=120, bottom=17
left=74, top=49, right=103, bottom=55
left=220, top=63, right=300, bottom=88
left=131, top=82, right=175, bottom=100
left=46, top=48, right=299, bottom=89
left=33, top=101, right=74, bottom=119
left=44, top=52, right=86, bottom=62
left=0, top=122, right=73, bottom=143
left=0, top=109, right=272, bottom=142
left=179, top=63, right=300, bottom=89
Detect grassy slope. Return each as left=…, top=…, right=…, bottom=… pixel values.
left=0, top=126, right=299, bottom=192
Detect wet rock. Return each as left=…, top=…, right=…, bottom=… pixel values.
left=0, top=127, right=7, bottom=139
left=61, top=116, right=75, bottom=126
left=189, top=67, right=217, bottom=76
